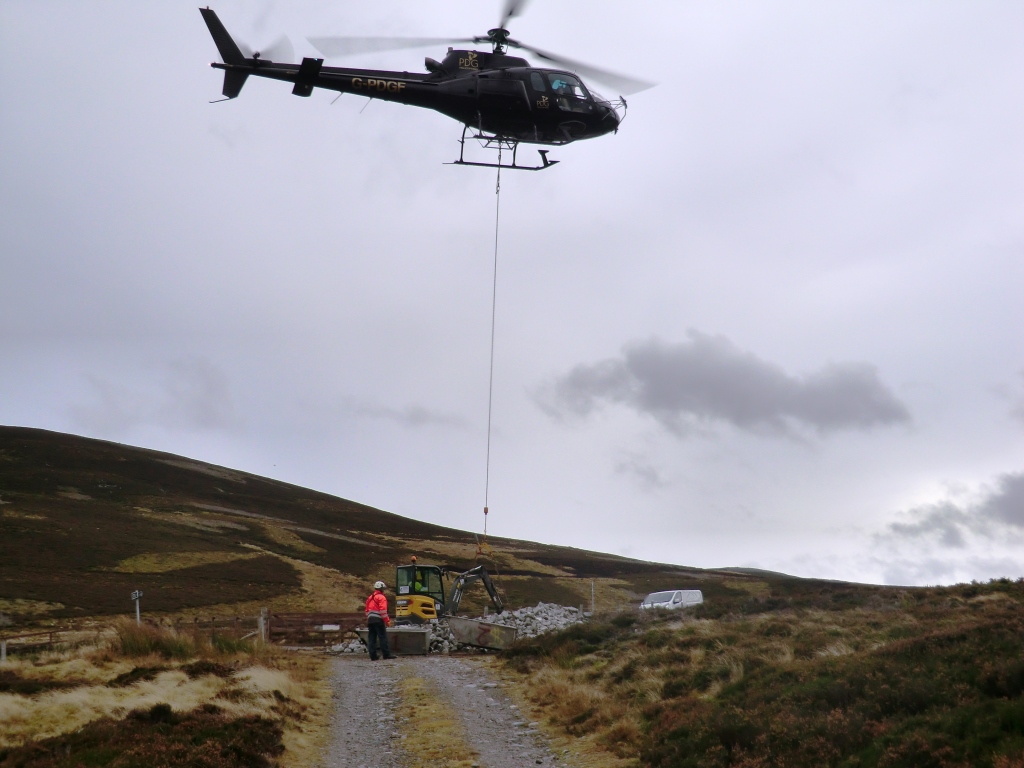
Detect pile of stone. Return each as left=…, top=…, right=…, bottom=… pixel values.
left=328, top=603, right=586, bottom=655
left=480, top=602, right=585, bottom=639
left=428, top=621, right=459, bottom=654
left=332, top=637, right=367, bottom=654
left=329, top=625, right=457, bottom=655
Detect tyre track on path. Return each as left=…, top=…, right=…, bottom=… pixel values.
left=322, top=656, right=567, bottom=768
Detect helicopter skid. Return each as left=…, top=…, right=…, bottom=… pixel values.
left=446, top=154, right=557, bottom=171
left=446, top=126, right=559, bottom=171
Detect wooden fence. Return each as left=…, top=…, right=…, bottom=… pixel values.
left=0, top=610, right=372, bottom=660
left=159, top=615, right=263, bottom=640
left=267, top=612, right=364, bottom=647
left=0, top=629, right=59, bottom=662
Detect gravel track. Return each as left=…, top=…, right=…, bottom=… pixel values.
left=322, top=657, right=405, bottom=768
left=321, top=655, right=565, bottom=768
left=414, top=656, right=563, bottom=768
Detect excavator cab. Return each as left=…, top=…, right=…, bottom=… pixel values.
left=395, top=560, right=505, bottom=624
left=395, top=564, right=445, bottom=624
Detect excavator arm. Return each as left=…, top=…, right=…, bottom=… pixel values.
left=446, top=566, right=504, bottom=616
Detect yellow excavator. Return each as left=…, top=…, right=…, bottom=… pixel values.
left=394, top=558, right=504, bottom=624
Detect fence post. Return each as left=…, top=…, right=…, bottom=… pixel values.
left=259, top=608, right=268, bottom=643
left=1, top=639, right=6, bottom=664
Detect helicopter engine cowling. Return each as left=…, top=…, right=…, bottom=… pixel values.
left=439, top=49, right=529, bottom=76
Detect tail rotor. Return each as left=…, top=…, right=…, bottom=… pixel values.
left=237, top=34, right=294, bottom=64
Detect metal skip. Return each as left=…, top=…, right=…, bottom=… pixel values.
left=354, top=626, right=430, bottom=655
left=447, top=616, right=518, bottom=650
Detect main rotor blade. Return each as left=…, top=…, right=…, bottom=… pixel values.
left=308, top=36, right=473, bottom=58
left=511, top=41, right=655, bottom=96
left=499, top=0, right=531, bottom=30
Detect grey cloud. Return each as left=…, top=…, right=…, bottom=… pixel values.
left=157, top=358, right=237, bottom=430
left=883, top=471, right=1024, bottom=548
left=615, top=453, right=667, bottom=491
left=978, top=472, right=1024, bottom=527
left=1013, top=402, right=1024, bottom=426
left=877, top=556, right=960, bottom=587
left=887, top=502, right=969, bottom=548
left=1010, top=372, right=1024, bottom=426
left=540, top=332, right=910, bottom=437
left=878, top=555, right=1024, bottom=588
left=355, top=403, right=467, bottom=430
left=992, top=371, right=1024, bottom=426
left=69, top=357, right=239, bottom=434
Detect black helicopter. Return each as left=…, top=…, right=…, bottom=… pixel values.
left=200, top=2, right=652, bottom=170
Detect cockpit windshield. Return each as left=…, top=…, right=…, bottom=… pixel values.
left=547, top=73, right=592, bottom=113
left=549, top=73, right=587, bottom=99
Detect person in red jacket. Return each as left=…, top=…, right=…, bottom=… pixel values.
left=365, top=580, right=394, bottom=661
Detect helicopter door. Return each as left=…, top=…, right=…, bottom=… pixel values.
left=476, top=75, right=530, bottom=113
left=528, top=70, right=553, bottom=112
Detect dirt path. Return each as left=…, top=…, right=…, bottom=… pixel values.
left=320, top=656, right=566, bottom=768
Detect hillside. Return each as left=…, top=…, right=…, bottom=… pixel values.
left=8, top=427, right=1021, bottom=768
left=0, top=426, right=785, bottom=626
left=501, top=579, right=1024, bottom=767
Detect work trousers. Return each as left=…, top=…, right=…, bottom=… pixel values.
left=366, top=620, right=391, bottom=660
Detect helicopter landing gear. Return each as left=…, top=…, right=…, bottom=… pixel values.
left=446, top=126, right=559, bottom=171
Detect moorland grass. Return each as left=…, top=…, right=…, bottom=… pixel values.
left=0, top=705, right=283, bottom=768
left=504, top=578, right=1024, bottom=767
left=112, top=621, right=257, bottom=660
left=114, top=621, right=196, bottom=659
left=0, top=627, right=323, bottom=766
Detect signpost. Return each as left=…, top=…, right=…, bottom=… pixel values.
left=131, top=590, right=143, bottom=625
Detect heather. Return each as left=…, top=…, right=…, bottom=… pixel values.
left=504, top=578, right=1024, bottom=767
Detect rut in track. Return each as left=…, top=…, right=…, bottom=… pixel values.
left=321, top=655, right=568, bottom=768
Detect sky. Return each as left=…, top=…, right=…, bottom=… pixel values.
left=1, top=0, right=1022, bottom=586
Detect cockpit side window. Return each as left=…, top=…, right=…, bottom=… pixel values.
left=547, top=73, right=591, bottom=113
left=530, top=71, right=547, bottom=91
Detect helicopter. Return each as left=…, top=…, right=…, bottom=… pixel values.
left=200, top=2, right=652, bottom=170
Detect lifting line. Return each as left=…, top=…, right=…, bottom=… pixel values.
left=481, top=145, right=503, bottom=552
left=477, top=149, right=509, bottom=615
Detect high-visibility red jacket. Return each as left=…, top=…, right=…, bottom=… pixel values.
left=365, top=590, right=390, bottom=626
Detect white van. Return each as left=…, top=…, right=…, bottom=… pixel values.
left=639, top=589, right=704, bottom=611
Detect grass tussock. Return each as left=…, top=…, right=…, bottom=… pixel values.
left=502, top=578, right=1024, bottom=767
left=0, top=622, right=329, bottom=768
left=111, top=620, right=258, bottom=660
left=113, top=621, right=198, bottom=659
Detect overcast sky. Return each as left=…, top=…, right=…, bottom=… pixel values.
left=2, top=1, right=1022, bottom=586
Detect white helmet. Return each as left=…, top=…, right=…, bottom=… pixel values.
left=374, top=581, right=386, bottom=590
